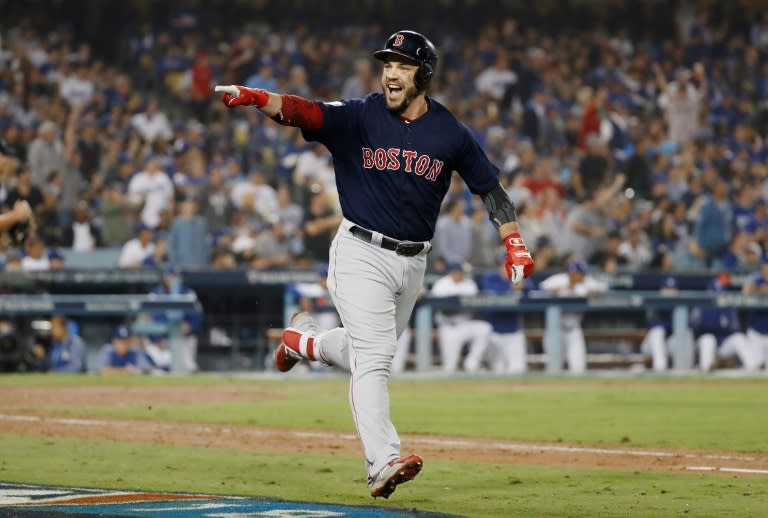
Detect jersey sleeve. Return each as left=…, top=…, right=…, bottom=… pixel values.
left=452, top=124, right=500, bottom=195
left=301, top=98, right=366, bottom=146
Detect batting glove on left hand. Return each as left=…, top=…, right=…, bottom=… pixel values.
left=504, top=233, right=534, bottom=285
left=214, top=85, right=268, bottom=108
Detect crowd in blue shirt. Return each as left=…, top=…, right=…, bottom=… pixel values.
left=1, top=2, right=768, bottom=276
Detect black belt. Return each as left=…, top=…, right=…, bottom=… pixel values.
left=349, top=226, right=428, bottom=257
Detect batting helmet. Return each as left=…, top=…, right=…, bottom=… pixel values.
left=373, top=30, right=438, bottom=91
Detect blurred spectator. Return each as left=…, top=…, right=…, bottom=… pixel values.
left=35, top=186, right=62, bottom=246
left=475, top=52, right=517, bottom=101
left=100, top=182, right=139, bottom=246
left=250, top=220, right=295, bottom=270
left=302, top=191, right=341, bottom=264
left=342, top=58, right=375, bottom=99
left=142, top=232, right=169, bottom=269
left=128, top=156, right=174, bottom=228
left=292, top=144, right=335, bottom=197
left=230, top=170, right=278, bottom=222
left=197, top=167, right=231, bottom=232
left=168, top=196, right=210, bottom=268
left=692, top=176, right=732, bottom=267
left=131, top=99, right=173, bottom=144
left=20, top=235, right=50, bottom=271
left=617, top=228, right=653, bottom=269
left=589, top=230, right=629, bottom=272
left=99, top=325, right=145, bottom=375
left=275, top=185, right=303, bottom=235
left=210, top=247, right=237, bottom=269
left=59, top=62, right=95, bottom=108
left=623, top=136, right=653, bottom=201
left=6, top=168, right=44, bottom=211
left=470, top=205, right=498, bottom=270
left=522, top=86, right=550, bottom=146
left=27, top=121, right=65, bottom=187
left=62, top=201, right=102, bottom=251
left=34, top=316, right=87, bottom=373
left=118, top=224, right=155, bottom=269
left=655, top=63, right=707, bottom=145
left=572, top=134, right=610, bottom=199
left=188, top=49, right=213, bottom=122
left=577, top=86, right=608, bottom=150
left=73, top=119, right=103, bottom=184
left=434, top=199, right=473, bottom=266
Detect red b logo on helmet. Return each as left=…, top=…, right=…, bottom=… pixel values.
left=393, top=34, right=405, bottom=47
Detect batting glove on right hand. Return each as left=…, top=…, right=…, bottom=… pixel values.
left=214, top=85, right=268, bottom=108
left=504, top=233, right=534, bottom=285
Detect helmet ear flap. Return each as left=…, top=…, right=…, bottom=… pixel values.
left=415, top=62, right=433, bottom=91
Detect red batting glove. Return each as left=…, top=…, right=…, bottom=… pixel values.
left=215, top=85, right=269, bottom=109
left=504, top=233, right=534, bottom=285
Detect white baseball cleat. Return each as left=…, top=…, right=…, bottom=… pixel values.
left=369, top=454, right=423, bottom=499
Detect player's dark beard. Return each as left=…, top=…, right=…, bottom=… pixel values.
left=385, top=84, right=420, bottom=115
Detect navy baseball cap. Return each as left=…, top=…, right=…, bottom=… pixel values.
left=661, top=277, right=677, bottom=289
left=163, top=265, right=181, bottom=276
left=113, top=325, right=131, bottom=340
left=445, top=262, right=464, bottom=273
left=568, top=260, right=587, bottom=274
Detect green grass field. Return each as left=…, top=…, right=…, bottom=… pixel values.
left=1, top=374, right=767, bottom=517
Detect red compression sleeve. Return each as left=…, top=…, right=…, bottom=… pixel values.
left=272, top=94, right=324, bottom=131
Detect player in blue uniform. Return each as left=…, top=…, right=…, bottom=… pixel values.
left=149, top=266, right=203, bottom=372
left=741, top=256, right=768, bottom=370
left=480, top=259, right=531, bottom=374
left=217, top=30, right=534, bottom=498
left=691, top=274, right=759, bottom=372
left=640, top=276, right=693, bottom=371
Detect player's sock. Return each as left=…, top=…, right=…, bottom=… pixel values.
left=282, top=328, right=320, bottom=361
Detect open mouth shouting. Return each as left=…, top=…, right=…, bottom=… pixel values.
left=387, top=83, right=404, bottom=100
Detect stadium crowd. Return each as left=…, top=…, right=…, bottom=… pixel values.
left=1, top=1, right=768, bottom=278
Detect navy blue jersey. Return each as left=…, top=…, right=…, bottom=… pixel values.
left=690, top=307, right=740, bottom=344
left=302, top=93, right=499, bottom=241
left=101, top=344, right=142, bottom=369
left=745, top=275, right=768, bottom=333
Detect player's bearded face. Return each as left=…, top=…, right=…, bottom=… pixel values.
left=382, top=59, right=420, bottom=114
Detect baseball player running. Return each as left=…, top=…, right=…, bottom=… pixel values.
left=216, top=30, right=534, bottom=498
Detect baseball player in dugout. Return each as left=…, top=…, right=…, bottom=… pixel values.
left=216, top=30, right=534, bottom=498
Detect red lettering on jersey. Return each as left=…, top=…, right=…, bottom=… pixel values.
left=414, top=155, right=430, bottom=176
left=374, top=148, right=387, bottom=170
left=386, top=148, right=401, bottom=170
left=362, top=147, right=374, bottom=169
left=425, top=159, right=445, bottom=180
left=402, top=150, right=417, bottom=172
left=393, top=34, right=405, bottom=47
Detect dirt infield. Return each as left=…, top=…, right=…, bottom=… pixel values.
left=1, top=384, right=767, bottom=477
